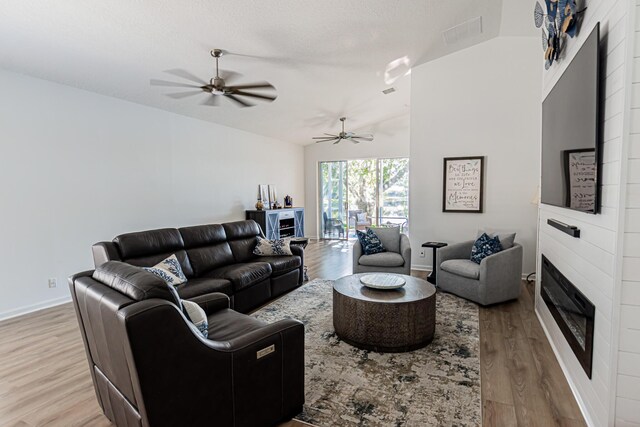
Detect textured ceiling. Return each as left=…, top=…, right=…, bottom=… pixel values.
left=0, top=1, right=535, bottom=145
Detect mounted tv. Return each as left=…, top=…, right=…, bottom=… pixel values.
left=541, top=23, right=600, bottom=214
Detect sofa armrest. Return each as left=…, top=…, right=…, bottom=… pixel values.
left=92, top=241, right=121, bottom=267
left=479, top=243, right=523, bottom=284
left=400, top=234, right=411, bottom=266
left=352, top=240, right=363, bottom=266
left=188, top=292, right=230, bottom=316
left=436, top=240, right=474, bottom=276
left=290, top=244, right=304, bottom=267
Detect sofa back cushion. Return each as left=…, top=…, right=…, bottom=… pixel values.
left=223, top=220, right=262, bottom=263
left=113, top=228, right=194, bottom=277
left=92, top=261, right=182, bottom=307
left=179, top=224, right=235, bottom=276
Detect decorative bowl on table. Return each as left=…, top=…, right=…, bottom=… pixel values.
left=359, top=273, right=406, bottom=290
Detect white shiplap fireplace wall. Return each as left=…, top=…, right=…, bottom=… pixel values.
left=535, top=0, right=640, bottom=426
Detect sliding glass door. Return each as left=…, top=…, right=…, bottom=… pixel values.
left=319, top=158, right=409, bottom=240
left=319, top=161, right=347, bottom=239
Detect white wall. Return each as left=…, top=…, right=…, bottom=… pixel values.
left=303, top=114, right=410, bottom=238
left=617, top=2, right=640, bottom=424
left=0, top=69, right=304, bottom=320
left=409, top=36, right=541, bottom=274
left=534, top=1, right=635, bottom=426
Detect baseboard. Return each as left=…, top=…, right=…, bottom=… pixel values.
left=535, top=304, right=595, bottom=427
left=0, top=296, right=72, bottom=322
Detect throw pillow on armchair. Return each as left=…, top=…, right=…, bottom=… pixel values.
left=356, top=229, right=386, bottom=255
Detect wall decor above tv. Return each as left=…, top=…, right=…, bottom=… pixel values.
left=541, top=23, right=600, bottom=214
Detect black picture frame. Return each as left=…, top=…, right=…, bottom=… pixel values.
left=442, top=156, right=485, bottom=213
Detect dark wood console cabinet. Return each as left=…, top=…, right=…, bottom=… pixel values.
left=246, top=208, right=304, bottom=239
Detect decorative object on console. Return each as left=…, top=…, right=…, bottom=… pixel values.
left=534, top=0, right=585, bottom=70
left=142, top=254, right=188, bottom=286
left=253, top=236, right=294, bottom=256
left=443, top=156, right=484, bottom=213
left=150, top=48, right=277, bottom=107
left=255, top=199, right=264, bottom=210
left=268, top=185, right=278, bottom=208
left=259, top=184, right=270, bottom=207
left=312, top=117, right=374, bottom=145
left=284, top=195, right=293, bottom=208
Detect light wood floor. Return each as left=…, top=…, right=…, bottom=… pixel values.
left=0, top=240, right=585, bottom=426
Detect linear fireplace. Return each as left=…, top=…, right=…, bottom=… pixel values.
left=541, top=255, right=595, bottom=378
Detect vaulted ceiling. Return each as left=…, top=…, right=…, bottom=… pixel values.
left=0, top=1, right=535, bottom=145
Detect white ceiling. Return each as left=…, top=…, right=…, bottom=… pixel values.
left=0, top=1, right=536, bottom=145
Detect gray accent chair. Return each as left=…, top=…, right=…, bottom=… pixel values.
left=436, top=240, right=523, bottom=305
left=353, top=228, right=412, bottom=275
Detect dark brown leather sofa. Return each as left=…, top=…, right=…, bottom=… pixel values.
left=69, top=261, right=305, bottom=427
left=92, top=220, right=303, bottom=313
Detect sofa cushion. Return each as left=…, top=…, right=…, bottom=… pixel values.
left=175, top=277, right=233, bottom=299
left=471, top=233, right=503, bottom=264
left=207, top=262, right=273, bottom=292
left=255, top=256, right=301, bottom=276
left=223, top=220, right=262, bottom=263
left=92, top=261, right=182, bottom=307
left=207, top=308, right=267, bottom=342
left=477, top=229, right=516, bottom=249
left=123, top=249, right=195, bottom=278
left=253, top=237, right=293, bottom=256
left=182, top=300, right=208, bottom=339
left=441, top=259, right=481, bottom=280
left=356, top=229, right=386, bottom=255
left=358, top=252, right=404, bottom=267
left=142, top=254, right=188, bottom=286
left=115, top=228, right=184, bottom=259
left=369, top=226, right=400, bottom=253
left=179, top=224, right=235, bottom=276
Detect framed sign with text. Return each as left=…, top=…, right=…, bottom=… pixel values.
left=442, top=156, right=485, bottom=213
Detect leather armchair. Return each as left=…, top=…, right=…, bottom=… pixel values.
left=69, top=261, right=304, bottom=427
left=436, top=240, right=523, bottom=305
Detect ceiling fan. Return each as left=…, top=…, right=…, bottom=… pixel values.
left=312, top=117, right=374, bottom=144
left=150, top=49, right=277, bottom=107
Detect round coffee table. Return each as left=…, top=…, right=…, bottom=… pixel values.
left=333, top=273, right=436, bottom=353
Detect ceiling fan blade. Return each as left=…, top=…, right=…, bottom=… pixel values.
left=232, top=90, right=277, bottom=101
left=228, top=82, right=275, bottom=90
left=150, top=79, right=202, bottom=89
left=166, top=90, right=205, bottom=99
left=324, top=133, right=338, bottom=137
left=312, top=135, right=338, bottom=139
left=201, top=95, right=219, bottom=106
left=333, top=140, right=341, bottom=145
left=315, top=138, right=339, bottom=144
left=351, top=139, right=362, bottom=144
left=352, top=135, right=374, bottom=141
left=164, top=69, right=208, bottom=85
left=226, top=94, right=253, bottom=107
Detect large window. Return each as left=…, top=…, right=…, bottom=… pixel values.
left=319, top=158, right=409, bottom=240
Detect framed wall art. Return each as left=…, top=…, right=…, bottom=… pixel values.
left=442, top=156, right=485, bottom=213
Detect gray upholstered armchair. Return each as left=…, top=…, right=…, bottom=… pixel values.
left=436, top=240, right=523, bottom=305
left=353, top=227, right=411, bottom=275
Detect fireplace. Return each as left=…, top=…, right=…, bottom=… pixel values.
left=541, top=255, right=595, bottom=378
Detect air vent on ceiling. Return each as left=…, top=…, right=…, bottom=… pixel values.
left=382, top=87, right=396, bottom=95
left=442, top=16, right=483, bottom=45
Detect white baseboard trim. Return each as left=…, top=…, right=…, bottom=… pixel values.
left=0, top=296, right=72, bottom=322
left=535, top=304, right=595, bottom=427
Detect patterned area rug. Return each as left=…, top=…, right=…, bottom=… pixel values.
left=252, top=279, right=481, bottom=426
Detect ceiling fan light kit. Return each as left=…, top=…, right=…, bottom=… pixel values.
left=150, top=48, right=277, bottom=107
left=312, top=117, right=374, bottom=145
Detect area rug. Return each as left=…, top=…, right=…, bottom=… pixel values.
left=252, top=279, right=481, bottom=426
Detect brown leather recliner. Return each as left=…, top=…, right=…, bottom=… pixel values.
left=69, top=261, right=305, bottom=427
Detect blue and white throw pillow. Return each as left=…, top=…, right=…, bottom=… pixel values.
left=253, top=237, right=293, bottom=256
left=356, top=228, right=386, bottom=255
left=143, top=254, right=188, bottom=286
left=182, top=300, right=208, bottom=339
left=470, top=233, right=503, bottom=264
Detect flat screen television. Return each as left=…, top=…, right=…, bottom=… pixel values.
left=541, top=23, right=600, bottom=214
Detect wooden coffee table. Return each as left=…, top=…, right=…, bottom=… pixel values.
left=333, top=273, right=436, bottom=353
